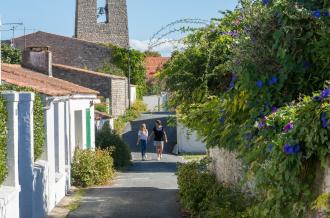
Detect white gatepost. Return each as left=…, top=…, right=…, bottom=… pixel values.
left=43, top=97, right=56, bottom=211
left=0, top=92, right=20, bottom=218
left=54, top=101, right=66, bottom=204
left=3, top=92, right=19, bottom=188
left=17, top=92, right=35, bottom=218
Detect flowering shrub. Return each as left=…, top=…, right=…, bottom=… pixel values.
left=244, top=90, right=330, bottom=216
left=71, top=149, right=114, bottom=187
left=161, top=0, right=330, bottom=217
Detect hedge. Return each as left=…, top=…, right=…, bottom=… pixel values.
left=96, top=122, right=131, bottom=169
left=71, top=148, right=114, bottom=187
left=177, top=159, right=256, bottom=218
left=0, top=96, right=8, bottom=184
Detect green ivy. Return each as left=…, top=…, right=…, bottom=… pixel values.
left=102, top=43, right=147, bottom=98
left=0, top=96, right=8, bottom=185
left=0, top=84, right=45, bottom=160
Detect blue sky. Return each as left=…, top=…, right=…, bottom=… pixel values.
left=0, top=0, right=238, bottom=55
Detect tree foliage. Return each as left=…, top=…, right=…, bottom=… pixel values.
left=144, top=50, right=161, bottom=57
left=1, top=43, right=22, bottom=64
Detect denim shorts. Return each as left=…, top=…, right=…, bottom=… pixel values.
left=153, top=141, right=164, bottom=147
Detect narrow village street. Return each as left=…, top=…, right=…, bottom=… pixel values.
left=69, top=113, right=182, bottom=218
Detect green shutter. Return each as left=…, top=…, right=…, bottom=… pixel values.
left=86, top=108, right=91, bottom=149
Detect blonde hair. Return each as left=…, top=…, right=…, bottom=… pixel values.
left=140, top=123, right=147, bottom=133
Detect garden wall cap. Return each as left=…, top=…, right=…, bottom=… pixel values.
left=53, top=64, right=127, bottom=80
left=1, top=64, right=99, bottom=96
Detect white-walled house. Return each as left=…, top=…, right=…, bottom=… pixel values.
left=0, top=63, right=99, bottom=218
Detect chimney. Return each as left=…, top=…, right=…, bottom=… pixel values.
left=21, top=46, right=53, bottom=77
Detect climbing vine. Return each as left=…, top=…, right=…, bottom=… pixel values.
left=161, top=0, right=330, bottom=216
left=102, top=43, right=147, bottom=98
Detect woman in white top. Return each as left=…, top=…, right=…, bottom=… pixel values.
left=136, top=123, right=148, bottom=160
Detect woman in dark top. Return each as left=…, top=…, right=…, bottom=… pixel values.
left=148, top=120, right=168, bottom=160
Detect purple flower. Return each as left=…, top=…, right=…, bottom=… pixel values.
left=271, top=106, right=278, bottom=113
left=268, top=75, right=278, bottom=86
left=268, top=144, right=274, bottom=152
left=320, top=88, right=330, bottom=98
left=303, top=61, right=311, bottom=69
left=244, top=26, right=250, bottom=34
left=229, top=73, right=238, bottom=89
left=283, top=144, right=294, bottom=155
left=321, top=112, right=328, bottom=129
left=256, top=80, right=263, bottom=88
left=262, top=0, right=270, bottom=5
left=323, top=12, right=329, bottom=17
left=229, top=81, right=235, bottom=89
left=219, top=116, right=225, bottom=124
left=293, top=144, right=301, bottom=154
left=258, top=121, right=265, bottom=128
left=283, top=121, right=294, bottom=132
left=313, top=10, right=321, bottom=18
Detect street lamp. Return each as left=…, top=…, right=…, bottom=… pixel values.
left=127, top=47, right=131, bottom=109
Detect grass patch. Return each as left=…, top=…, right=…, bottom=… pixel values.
left=66, top=189, right=85, bottom=212
left=182, top=154, right=206, bottom=162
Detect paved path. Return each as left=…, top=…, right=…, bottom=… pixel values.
left=69, top=113, right=182, bottom=218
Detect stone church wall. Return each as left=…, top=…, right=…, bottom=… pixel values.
left=12, top=31, right=113, bottom=71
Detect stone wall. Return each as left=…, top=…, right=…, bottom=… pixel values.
left=75, top=0, right=129, bottom=48
left=52, top=64, right=128, bottom=117
left=12, top=31, right=113, bottom=71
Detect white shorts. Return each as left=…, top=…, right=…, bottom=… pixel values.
left=154, top=141, right=164, bottom=147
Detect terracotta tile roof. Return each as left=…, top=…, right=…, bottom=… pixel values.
left=145, top=57, right=170, bottom=77
left=53, top=64, right=127, bottom=80
left=1, top=64, right=99, bottom=96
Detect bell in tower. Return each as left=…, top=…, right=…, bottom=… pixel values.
left=75, top=0, right=129, bottom=48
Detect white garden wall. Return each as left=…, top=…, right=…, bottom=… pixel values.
left=143, top=93, right=168, bottom=112
left=176, top=122, right=207, bottom=154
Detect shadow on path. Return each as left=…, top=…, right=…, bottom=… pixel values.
left=69, top=187, right=180, bottom=218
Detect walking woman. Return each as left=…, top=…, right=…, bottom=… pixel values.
left=137, top=123, right=148, bottom=161
left=149, top=120, right=168, bottom=160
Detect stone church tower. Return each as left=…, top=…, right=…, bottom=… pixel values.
left=75, top=0, right=129, bottom=48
